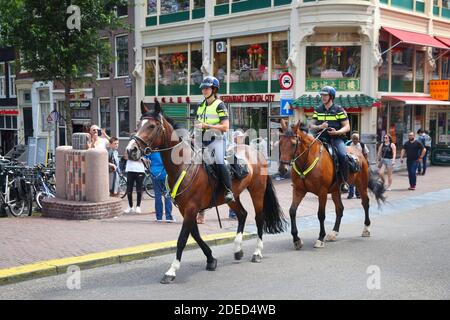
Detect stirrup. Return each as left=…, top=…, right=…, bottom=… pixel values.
left=224, top=189, right=235, bottom=203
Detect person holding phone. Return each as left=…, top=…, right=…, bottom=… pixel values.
left=89, top=124, right=110, bottom=149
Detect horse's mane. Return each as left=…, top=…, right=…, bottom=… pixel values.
left=141, top=111, right=180, bottom=130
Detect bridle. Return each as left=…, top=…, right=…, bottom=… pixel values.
left=280, top=128, right=327, bottom=170
left=130, top=115, right=183, bottom=155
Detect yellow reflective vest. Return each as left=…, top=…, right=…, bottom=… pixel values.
left=196, top=99, right=227, bottom=125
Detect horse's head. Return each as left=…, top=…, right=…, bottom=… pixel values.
left=126, top=100, right=167, bottom=160
left=278, top=121, right=309, bottom=175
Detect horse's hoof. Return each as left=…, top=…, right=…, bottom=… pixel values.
left=234, top=250, right=244, bottom=260
left=294, top=239, right=303, bottom=250
left=160, top=275, right=176, bottom=284
left=325, top=231, right=339, bottom=242
left=362, top=230, right=371, bottom=237
left=206, top=258, right=217, bottom=271
left=314, top=240, right=325, bottom=248
left=251, top=254, right=262, bottom=263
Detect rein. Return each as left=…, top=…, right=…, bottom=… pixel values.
left=286, top=128, right=327, bottom=179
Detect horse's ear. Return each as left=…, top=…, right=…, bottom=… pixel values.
left=140, top=101, right=149, bottom=115
left=154, top=100, right=161, bottom=115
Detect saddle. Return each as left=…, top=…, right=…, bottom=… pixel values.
left=204, top=153, right=250, bottom=181
left=322, top=141, right=361, bottom=175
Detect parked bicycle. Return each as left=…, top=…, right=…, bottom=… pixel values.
left=0, top=160, right=33, bottom=217
left=26, top=165, right=56, bottom=210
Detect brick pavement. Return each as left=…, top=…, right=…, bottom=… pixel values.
left=0, top=166, right=449, bottom=269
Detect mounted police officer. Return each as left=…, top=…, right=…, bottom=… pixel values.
left=194, top=76, right=234, bottom=203
left=309, top=86, right=351, bottom=184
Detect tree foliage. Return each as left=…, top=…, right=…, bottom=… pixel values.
left=0, top=0, right=130, bottom=143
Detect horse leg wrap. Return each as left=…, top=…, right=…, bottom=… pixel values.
left=165, top=259, right=181, bottom=277
left=234, top=233, right=243, bottom=253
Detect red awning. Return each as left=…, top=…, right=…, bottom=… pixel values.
left=382, top=27, right=449, bottom=50
left=382, top=96, right=450, bottom=105
left=435, top=36, right=450, bottom=48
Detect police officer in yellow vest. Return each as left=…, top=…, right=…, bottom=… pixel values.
left=194, top=76, right=234, bottom=203
left=309, top=86, right=351, bottom=184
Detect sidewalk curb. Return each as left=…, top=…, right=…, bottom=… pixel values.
left=0, top=231, right=256, bottom=286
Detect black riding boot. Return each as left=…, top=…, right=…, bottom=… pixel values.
left=217, top=164, right=234, bottom=203
left=340, top=158, right=350, bottom=185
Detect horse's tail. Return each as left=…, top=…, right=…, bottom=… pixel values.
left=368, top=166, right=386, bottom=206
left=263, top=176, right=287, bottom=234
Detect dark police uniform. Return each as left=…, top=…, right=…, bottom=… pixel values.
left=312, top=103, right=349, bottom=181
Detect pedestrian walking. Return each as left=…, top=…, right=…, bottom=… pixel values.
left=145, top=152, right=174, bottom=223
left=108, top=137, right=121, bottom=197
left=346, top=133, right=369, bottom=198
left=400, top=132, right=426, bottom=190
left=227, top=129, right=246, bottom=220
left=417, top=129, right=432, bottom=175
left=124, top=153, right=145, bottom=214
left=377, top=133, right=396, bottom=191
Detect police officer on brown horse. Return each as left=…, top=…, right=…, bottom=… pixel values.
left=194, top=76, right=234, bottom=203
left=309, top=86, right=351, bottom=184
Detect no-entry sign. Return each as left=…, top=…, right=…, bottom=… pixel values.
left=279, top=72, right=294, bottom=90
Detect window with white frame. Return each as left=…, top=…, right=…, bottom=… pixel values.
left=117, top=97, right=130, bottom=137
left=9, top=61, right=16, bottom=97
left=0, top=63, right=5, bottom=98
left=0, top=115, right=18, bottom=130
left=115, top=35, right=129, bottom=77
left=39, top=89, right=51, bottom=132
left=99, top=98, right=111, bottom=136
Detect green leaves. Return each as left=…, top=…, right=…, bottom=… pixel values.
left=0, top=0, right=127, bottom=82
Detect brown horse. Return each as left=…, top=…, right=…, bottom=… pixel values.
left=126, top=101, right=286, bottom=284
left=278, top=121, right=385, bottom=249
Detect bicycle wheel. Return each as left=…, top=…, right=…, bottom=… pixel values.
left=119, top=175, right=128, bottom=199
left=8, top=199, right=25, bottom=217
left=144, top=175, right=155, bottom=199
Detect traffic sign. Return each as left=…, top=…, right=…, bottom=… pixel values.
left=280, top=99, right=294, bottom=116
left=279, top=72, right=294, bottom=90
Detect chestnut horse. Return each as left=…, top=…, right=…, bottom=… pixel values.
left=127, top=102, right=286, bottom=284
left=278, top=122, right=385, bottom=249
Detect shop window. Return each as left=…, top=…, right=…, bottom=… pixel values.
left=217, top=0, right=229, bottom=3
left=115, top=35, right=129, bottom=77
left=158, top=44, right=188, bottom=95
left=230, top=35, right=269, bottom=93
left=389, top=104, right=413, bottom=150
left=161, top=0, right=190, bottom=14
left=443, top=55, right=450, bottom=79
left=432, top=48, right=440, bottom=80
left=271, top=32, right=288, bottom=93
left=415, top=50, right=425, bottom=93
left=98, top=39, right=110, bottom=79
left=214, top=39, right=227, bottom=94
left=391, top=46, right=414, bottom=92
left=190, top=43, right=203, bottom=88
left=147, top=0, right=157, bottom=15
left=378, top=41, right=389, bottom=92
left=117, top=97, right=130, bottom=137
left=99, top=98, right=111, bottom=137
left=145, top=59, right=157, bottom=96
left=305, top=46, right=361, bottom=92
left=0, top=63, right=5, bottom=98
